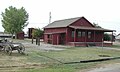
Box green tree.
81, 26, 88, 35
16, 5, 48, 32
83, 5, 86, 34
32, 28, 43, 38
104, 33, 110, 41
93, 22, 102, 28
1, 6, 29, 39
32, 28, 43, 45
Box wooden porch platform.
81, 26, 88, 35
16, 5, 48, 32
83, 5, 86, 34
68, 42, 112, 47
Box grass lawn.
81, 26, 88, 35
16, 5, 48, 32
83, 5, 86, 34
34, 47, 120, 62
0, 47, 120, 72
110, 45, 120, 48
108, 42, 120, 48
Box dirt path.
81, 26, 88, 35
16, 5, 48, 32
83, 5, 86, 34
85, 42, 120, 72
87, 63, 120, 72
14, 39, 69, 51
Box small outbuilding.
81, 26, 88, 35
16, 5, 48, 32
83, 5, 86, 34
44, 17, 114, 46
17, 32, 24, 40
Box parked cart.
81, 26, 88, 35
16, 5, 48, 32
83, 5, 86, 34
0, 39, 25, 55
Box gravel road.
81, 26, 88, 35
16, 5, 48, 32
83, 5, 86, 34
13, 39, 69, 51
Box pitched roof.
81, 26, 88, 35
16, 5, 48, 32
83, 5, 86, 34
44, 17, 81, 28
44, 17, 115, 32
69, 26, 115, 32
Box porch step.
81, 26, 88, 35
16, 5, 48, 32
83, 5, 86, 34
87, 43, 96, 47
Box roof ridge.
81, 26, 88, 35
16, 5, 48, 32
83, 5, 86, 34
54, 17, 81, 22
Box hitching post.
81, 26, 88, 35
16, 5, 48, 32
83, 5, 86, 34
102, 38, 103, 53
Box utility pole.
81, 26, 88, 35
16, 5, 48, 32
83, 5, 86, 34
49, 12, 51, 24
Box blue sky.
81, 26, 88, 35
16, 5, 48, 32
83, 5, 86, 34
0, 0, 120, 34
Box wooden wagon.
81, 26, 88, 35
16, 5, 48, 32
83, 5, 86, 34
0, 39, 25, 55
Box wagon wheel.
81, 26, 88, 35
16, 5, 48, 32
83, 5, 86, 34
18, 44, 25, 54
0, 45, 4, 51
4, 44, 12, 55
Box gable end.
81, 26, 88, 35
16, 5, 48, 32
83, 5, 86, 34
70, 17, 95, 27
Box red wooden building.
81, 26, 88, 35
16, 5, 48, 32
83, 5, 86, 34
44, 17, 114, 46
17, 32, 24, 40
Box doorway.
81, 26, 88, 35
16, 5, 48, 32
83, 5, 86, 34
59, 33, 66, 45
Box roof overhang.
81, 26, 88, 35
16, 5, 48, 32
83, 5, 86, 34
69, 26, 115, 32
44, 31, 66, 34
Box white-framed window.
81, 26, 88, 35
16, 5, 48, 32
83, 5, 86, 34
82, 32, 85, 37
88, 32, 92, 38
72, 31, 74, 38
48, 34, 51, 38
78, 31, 81, 37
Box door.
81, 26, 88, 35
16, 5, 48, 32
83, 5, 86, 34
59, 33, 66, 45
